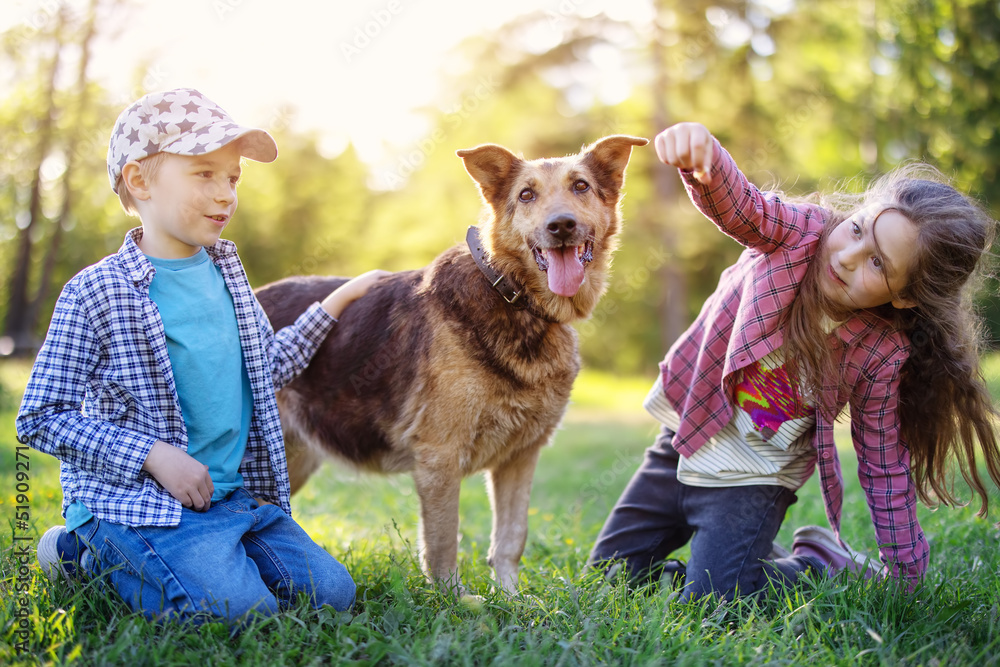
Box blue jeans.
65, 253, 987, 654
74, 488, 355, 621
589, 426, 819, 601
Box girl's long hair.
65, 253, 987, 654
783, 163, 1000, 516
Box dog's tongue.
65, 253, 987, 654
546, 247, 585, 297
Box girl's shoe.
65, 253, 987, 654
791, 525, 878, 578
768, 541, 791, 559
660, 558, 687, 589
37, 526, 87, 581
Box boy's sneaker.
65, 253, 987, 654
37, 526, 87, 581
791, 525, 878, 578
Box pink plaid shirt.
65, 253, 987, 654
659, 141, 928, 582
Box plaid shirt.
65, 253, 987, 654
17, 228, 334, 526
659, 142, 928, 581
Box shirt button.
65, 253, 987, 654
822, 451, 832, 460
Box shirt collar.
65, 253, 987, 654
117, 227, 238, 288
118, 228, 154, 288
833, 309, 901, 346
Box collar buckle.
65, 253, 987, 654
467, 226, 528, 310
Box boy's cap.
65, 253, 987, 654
107, 88, 278, 193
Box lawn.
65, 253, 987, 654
1, 359, 999, 666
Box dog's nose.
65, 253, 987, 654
546, 214, 577, 241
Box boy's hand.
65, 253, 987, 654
142, 440, 214, 511
321, 269, 392, 319
654, 122, 715, 184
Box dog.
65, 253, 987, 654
255, 135, 647, 594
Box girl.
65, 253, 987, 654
589, 122, 1000, 600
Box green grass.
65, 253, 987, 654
2, 359, 1000, 665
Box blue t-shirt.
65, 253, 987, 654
66, 248, 253, 530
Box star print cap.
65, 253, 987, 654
107, 88, 278, 193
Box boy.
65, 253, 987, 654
16, 88, 385, 622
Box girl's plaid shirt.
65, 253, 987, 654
659, 142, 928, 583
16, 228, 335, 527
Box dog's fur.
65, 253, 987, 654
256, 135, 647, 593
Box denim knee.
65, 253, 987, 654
210, 589, 280, 621
307, 558, 356, 612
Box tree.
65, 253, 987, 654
2, 4, 67, 356
884, 0, 1000, 342
4, 1, 997, 368
1, 0, 108, 356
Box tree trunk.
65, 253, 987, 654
28, 0, 100, 337
3, 7, 66, 356
651, 0, 688, 352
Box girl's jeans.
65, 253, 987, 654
74, 488, 355, 621
588, 426, 820, 601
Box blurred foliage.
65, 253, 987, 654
2, 0, 999, 374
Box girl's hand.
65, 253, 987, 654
654, 122, 715, 184
142, 440, 214, 511
321, 269, 392, 319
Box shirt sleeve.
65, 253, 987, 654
849, 347, 929, 584
15, 282, 157, 486
258, 297, 337, 390
679, 139, 827, 253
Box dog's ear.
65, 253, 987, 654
581, 135, 649, 195
457, 144, 521, 206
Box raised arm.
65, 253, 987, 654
264, 269, 392, 390
654, 122, 828, 252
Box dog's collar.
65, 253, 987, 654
466, 226, 529, 310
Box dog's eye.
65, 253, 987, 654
573, 180, 590, 193
518, 188, 534, 202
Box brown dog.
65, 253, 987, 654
255, 135, 647, 594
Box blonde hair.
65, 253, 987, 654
116, 153, 168, 216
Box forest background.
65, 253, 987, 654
2, 0, 1000, 376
